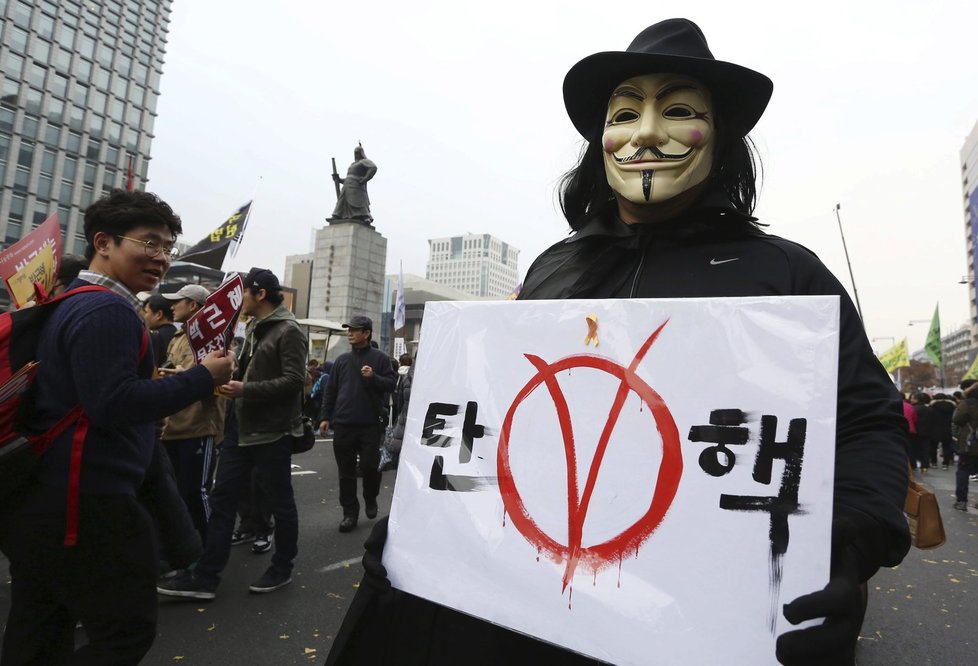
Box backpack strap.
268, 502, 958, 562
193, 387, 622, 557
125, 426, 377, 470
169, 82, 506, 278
31, 285, 149, 546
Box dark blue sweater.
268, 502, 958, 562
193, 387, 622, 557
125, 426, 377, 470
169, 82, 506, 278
32, 282, 215, 497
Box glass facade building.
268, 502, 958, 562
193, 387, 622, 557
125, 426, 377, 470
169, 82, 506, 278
0, 0, 172, 304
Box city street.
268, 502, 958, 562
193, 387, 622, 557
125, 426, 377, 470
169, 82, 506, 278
1, 445, 977, 664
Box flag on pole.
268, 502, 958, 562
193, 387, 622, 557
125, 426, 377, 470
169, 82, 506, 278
963, 354, 978, 382
394, 261, 406, 331
0, 212, 62, 306
924, 303, 942, 367
179, 201, 252, 271
878, 338, 910, 374
507, 281, 523, 300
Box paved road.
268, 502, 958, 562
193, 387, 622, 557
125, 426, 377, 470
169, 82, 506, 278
2, 450, 976, 664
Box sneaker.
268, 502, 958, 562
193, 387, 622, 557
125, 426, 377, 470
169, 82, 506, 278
249, 567, 292, 593
231, 531, 256, 546
157, 572, 217, 600
365, 500, 378, 520
954, 501, 968, 512
252, 535, 272, 554
339, 516, 357, 533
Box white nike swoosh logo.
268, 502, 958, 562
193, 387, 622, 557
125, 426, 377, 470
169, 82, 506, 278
710, 258, 739, 265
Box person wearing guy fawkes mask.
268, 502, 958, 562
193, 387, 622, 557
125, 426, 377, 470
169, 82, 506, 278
325, 19, 909, 666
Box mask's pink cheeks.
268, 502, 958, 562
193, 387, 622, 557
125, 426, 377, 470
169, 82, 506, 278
690, 129, 703, 145
603, 136, 616, 152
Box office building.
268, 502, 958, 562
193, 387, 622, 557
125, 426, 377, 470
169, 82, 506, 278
426, 233, 519, 298
0, 0, 172, 306
961, 117, 978, 344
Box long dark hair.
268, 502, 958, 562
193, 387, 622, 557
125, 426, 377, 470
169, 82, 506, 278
557, 112, 763, 231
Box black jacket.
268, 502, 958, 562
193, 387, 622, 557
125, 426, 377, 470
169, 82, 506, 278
321, 345, 397, 426
521, 204, 910, 574
325, 197, 910, 665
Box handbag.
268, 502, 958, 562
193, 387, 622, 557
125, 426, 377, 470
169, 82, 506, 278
904, 463, 945, 549
291, 416, 316, 454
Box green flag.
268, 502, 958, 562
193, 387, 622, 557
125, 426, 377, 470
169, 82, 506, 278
924, 304, 941, 367
964, 354, 978, 382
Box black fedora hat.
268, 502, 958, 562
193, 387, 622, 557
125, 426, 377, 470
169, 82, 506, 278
563, 18, 772, 139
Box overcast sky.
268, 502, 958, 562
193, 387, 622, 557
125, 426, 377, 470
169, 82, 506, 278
147, 0, 978, 354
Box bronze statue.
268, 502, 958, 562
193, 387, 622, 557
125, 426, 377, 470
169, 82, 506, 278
330, 144, 377, 223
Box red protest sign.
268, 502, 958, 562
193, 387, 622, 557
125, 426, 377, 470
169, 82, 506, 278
0, 213, 62, 306
185, 275, 244, 364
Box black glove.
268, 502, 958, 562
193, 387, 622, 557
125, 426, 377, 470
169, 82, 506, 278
775, 517, 869, 666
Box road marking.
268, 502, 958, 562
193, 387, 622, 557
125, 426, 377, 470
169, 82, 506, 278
317, 557, 361, 573
291, 470, 317, 476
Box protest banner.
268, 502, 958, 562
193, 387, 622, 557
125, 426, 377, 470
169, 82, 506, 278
185, 275, 244, 364
0, 213, 62, 307
384, 296, 840, 666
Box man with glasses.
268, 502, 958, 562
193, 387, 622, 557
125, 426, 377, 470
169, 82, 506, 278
0, 190, 234, 664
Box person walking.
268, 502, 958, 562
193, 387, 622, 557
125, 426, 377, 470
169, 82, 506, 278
319, 315, 397, 532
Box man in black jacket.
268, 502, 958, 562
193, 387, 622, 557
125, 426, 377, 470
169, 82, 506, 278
319, 315, 397, 532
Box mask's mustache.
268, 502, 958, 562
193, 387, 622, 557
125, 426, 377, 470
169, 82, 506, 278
614, 145, 693, 164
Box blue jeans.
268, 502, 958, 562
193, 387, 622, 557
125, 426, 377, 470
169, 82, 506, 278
195, 421, 298, 586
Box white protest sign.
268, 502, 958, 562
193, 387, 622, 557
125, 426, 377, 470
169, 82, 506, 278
385, 296, 840, 666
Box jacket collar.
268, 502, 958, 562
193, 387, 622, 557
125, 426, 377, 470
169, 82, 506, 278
565, 187, 758, 244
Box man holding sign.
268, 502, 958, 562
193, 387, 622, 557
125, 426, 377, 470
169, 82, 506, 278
328, 18, 909, 666
159, 268, 306, 599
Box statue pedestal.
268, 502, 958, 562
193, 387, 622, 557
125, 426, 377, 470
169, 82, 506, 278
303, 221, 386, 330
327, 216, 374, 228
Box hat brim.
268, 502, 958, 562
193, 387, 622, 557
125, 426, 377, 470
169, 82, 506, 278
563, 51, 772, 139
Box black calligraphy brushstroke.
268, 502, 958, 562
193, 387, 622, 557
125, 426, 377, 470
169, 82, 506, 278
642, 169, 653, 201
428, 455, 498, 492
423, 402, 458, 448
719, 415, 807, 632
459, 401, 485, 464
688, 409, 749, 476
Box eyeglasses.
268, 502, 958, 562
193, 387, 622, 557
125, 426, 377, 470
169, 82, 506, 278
116, 235, 179, 259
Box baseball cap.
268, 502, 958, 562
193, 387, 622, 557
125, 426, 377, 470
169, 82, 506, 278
244, 267, 281, 292
162, 284, 210, 305
342, 315, 373, 330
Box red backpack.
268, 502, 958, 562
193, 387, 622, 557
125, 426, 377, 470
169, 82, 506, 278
0, 285, 147, 546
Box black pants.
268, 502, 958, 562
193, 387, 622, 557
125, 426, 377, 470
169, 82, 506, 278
0, 494, 158, 665
163, 436, 216, 542
911, 434, 931, 470
332, 423, 383, 519
956, 454, 978, 502
236, 466, 273, 536
194, 418, 299, 587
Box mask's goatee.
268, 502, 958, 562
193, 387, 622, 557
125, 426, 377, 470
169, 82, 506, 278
642, 170, 654, 202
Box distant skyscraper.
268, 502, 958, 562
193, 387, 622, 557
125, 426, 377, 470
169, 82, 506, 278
426, 233, 519, 298
0, 0, 172, 302
961, 118, 978, 343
